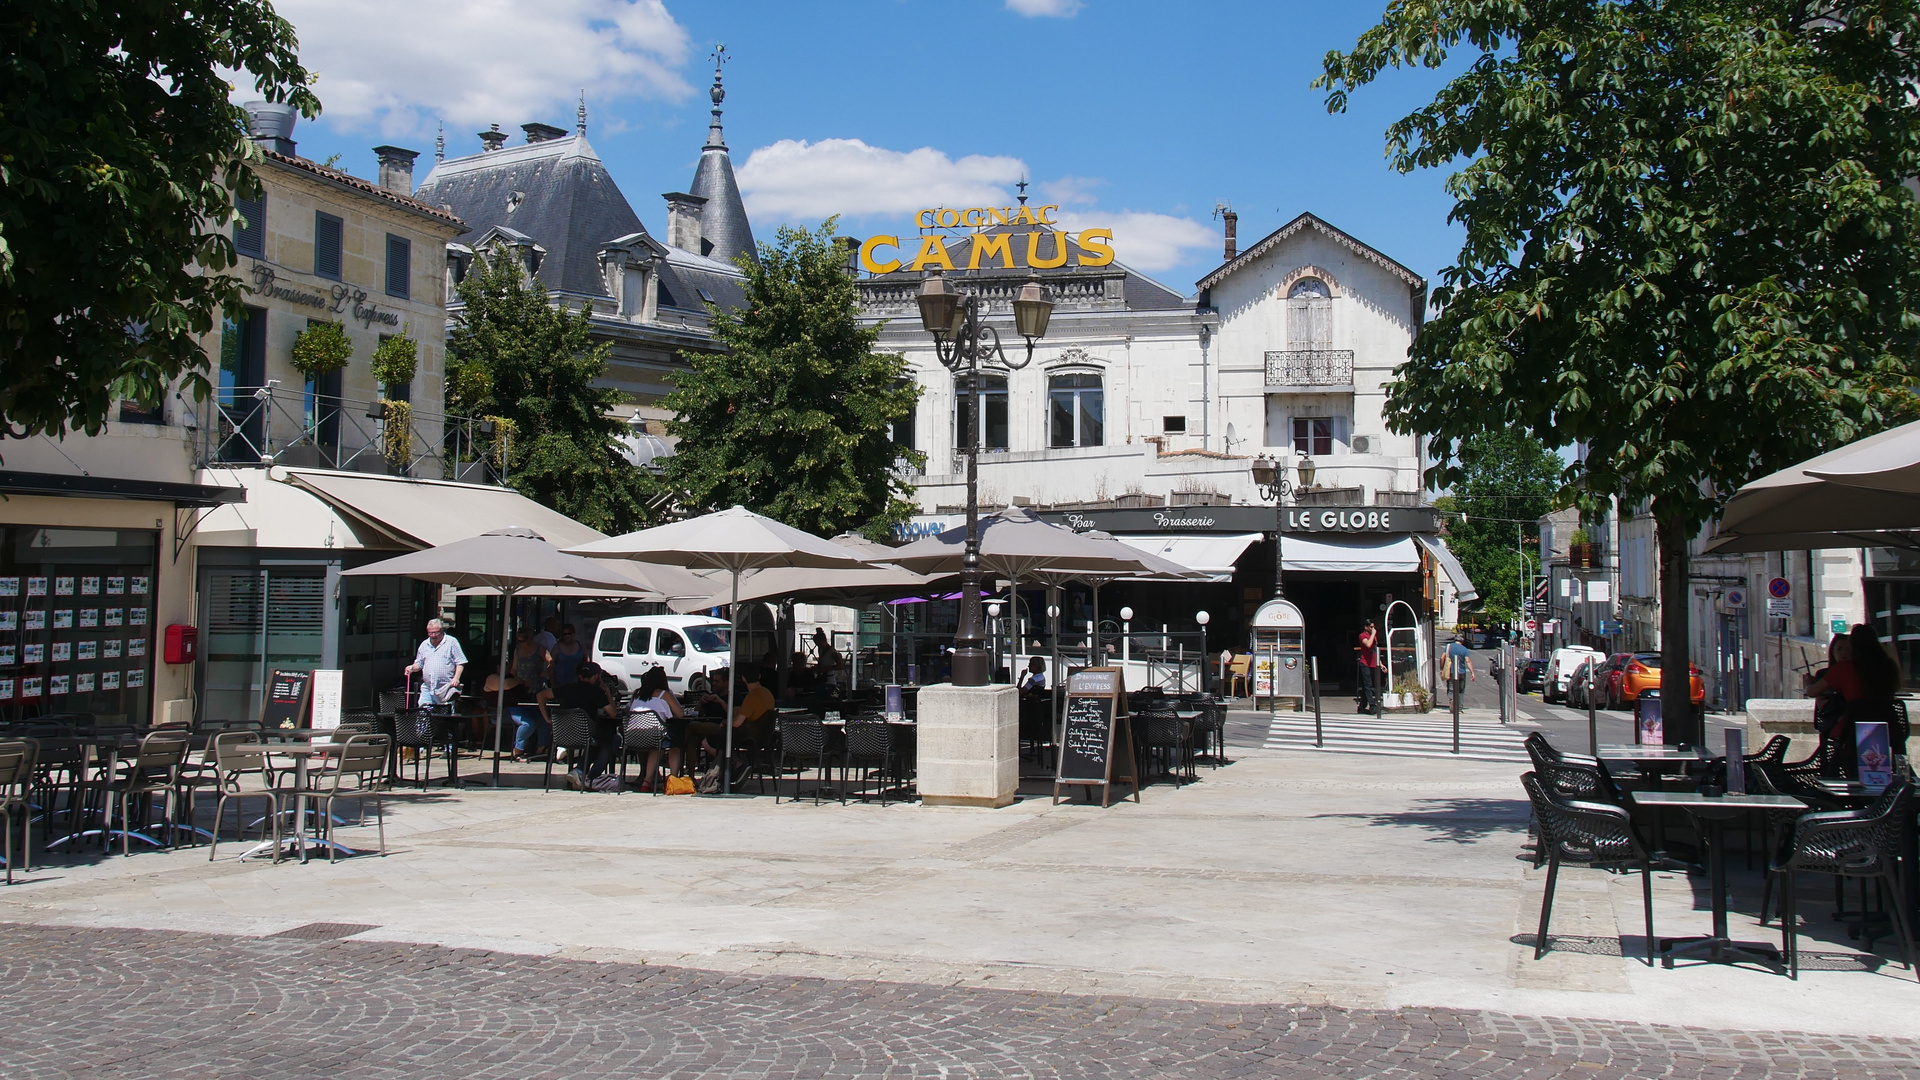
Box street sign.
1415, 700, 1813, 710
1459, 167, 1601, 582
1725, 587, 1747, 609
1768, 577, 1791, 599
1831, 617, 1850, 636
1599, 620, 1622, 635
1767, 597, 1792, 618
1524, 619, 1537, 633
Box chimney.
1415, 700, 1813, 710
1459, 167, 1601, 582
244, 101, 298, 157
522, 122, 568, 144
1222, 208, 1238, 261
833, 236, 860, 277
478, 124, 507, 153
373, 146, 419, 193
662, 191, 707, 253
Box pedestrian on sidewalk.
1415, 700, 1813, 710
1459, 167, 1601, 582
1356, 620, 1381, 713
1445, 634, 1476, 708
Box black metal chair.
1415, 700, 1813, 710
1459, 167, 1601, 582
618, 712, 668, 792
1018, 695, 1056, 771
1135, 709, 1193, 785
841, 719, 899, 805
1769, 781, 1916, 980
774, 714, 833, 805
389, 709, 442, 789
1521, 770, 1658, 965
544, 708, 593, 792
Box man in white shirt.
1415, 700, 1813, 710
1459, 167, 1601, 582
406, 618, 467, 709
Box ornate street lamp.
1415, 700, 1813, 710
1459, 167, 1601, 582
1251, 454, 1315, 600
918, 275, 1053, 685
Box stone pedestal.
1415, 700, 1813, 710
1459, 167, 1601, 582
1743, 698, 1817, 759
916, 683, 1019, 808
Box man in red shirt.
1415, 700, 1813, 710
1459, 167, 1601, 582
1356, 620, 1382, 714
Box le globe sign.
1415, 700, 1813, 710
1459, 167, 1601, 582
858, 204, 1114, 275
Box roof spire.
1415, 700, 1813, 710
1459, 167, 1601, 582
1016, 175, 1029, 205
705, 44, 729, 150
435, 121, 445, 162
577, 90, 587, 136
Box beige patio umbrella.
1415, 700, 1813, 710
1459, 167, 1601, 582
567, 506, 869, 793
1707, 419, 1920, 552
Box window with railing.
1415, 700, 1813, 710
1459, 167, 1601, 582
1264, 349, 1354, 386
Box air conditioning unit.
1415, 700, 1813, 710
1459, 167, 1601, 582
1350, 435, 1375, 455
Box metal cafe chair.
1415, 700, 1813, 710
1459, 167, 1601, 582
618, 713, 667, 793
1521, 771, 1658, 966
544, 708, 593, 792
840, 718, 900, 805
292, 734, 392, 864
774, 714, 833, 805
207, 732, 287, 863
88, 729, 191, 857
0, 739, 37, 883
1770, 781, 1917, 981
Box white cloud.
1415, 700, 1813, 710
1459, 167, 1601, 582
1039, 175, 1105, 206
276, 0, 692, 138
738, 138, 1025, 222
1057, 210, 1217, 273
1006, 0, 1084, 16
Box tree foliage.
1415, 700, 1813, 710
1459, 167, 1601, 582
659, 219, 923, 538
1321, 1, 1920, 714
445, 246, 653, 534
1433, 431, 1561, 624
1, 0, 317, 437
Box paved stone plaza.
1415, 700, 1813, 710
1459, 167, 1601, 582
3, 709, 1918, 1076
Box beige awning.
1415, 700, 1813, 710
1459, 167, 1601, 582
283, 469, 607, 551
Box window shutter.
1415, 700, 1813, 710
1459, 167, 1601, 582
314, 212, 343, 280
385, 234, 411, 298
234, 194, 266, 258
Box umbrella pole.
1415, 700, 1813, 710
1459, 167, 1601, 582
492, 587, 515, 786
723, 567, 739, 795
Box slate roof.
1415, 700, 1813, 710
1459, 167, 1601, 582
260, 152, 463, 229
414, 135, 648, 301
657, 248, 748, 313
871, 223, 1188, 311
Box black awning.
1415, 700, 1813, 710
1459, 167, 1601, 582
0, 470, 246, 508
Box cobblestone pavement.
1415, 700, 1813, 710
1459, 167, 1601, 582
6, 924, 1918, 1079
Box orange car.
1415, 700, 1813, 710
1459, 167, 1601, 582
1607, 652, 1706, 709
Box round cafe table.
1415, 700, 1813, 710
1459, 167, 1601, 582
238, 740, 363, 861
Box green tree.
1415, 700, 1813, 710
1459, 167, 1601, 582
445, 245, 653, 534
1321, 1, 1920, 723
1434, 432, 1561, 624
2, 0, 317, 437
659, 219, 923, 537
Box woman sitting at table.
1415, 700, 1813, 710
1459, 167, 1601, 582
629, 666, 683, 791
484, 671, 547, 761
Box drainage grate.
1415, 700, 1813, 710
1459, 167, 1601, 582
268, 922, 379, 940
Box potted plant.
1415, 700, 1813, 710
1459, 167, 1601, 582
1384, 674, 1432, 712
290, 321, 352, 380
370, 333, 418, 395
380, 399, 413, 469
1568, 528, 1593, 569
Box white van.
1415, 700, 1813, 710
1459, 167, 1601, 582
592, 615, 732, 694
1544, 645, 1604, 704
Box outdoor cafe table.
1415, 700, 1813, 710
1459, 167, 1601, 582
240, 736, 360, 860
40, 735, 146, 851
1631, 790, 1806, 972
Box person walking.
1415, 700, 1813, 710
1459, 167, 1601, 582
1356, 620, 1382, 714
406, 618, 466, 712
1445, 634, 1476, 708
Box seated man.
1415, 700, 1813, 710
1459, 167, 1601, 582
683, 663, 777, 785
538, 661, 622, 791
1019, 656, 1047, 697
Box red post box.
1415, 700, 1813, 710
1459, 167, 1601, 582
164, 624, 198, 664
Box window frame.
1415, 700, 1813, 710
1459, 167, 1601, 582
954, 372, 1010, 453
1291, 416, 1334, 457
626, 627, 654, 656
385, 233, 411, 299
1048, 372, 1105, 449
314, 211, 344, 281
234, 193, 266, 259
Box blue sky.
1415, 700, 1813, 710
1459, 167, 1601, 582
276, 0, 1463, 291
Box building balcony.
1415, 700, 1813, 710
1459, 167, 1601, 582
184, 385, 507, 486
1264, 349, 1355, 392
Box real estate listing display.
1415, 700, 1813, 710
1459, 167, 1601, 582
0, 525, 157, 722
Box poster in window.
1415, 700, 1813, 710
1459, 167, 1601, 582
126, 669, 145, 689
103, 639, 121, 659
129, 607, 148, 626
0, 611, 14, 631
0, 647, 12, 666
108, 576, 126, 595
27, 577, 46, 597
48, 674, 69, 696
54, 577, 73, 597
0, 679, 11, 700
77, 641, 95, 661
130, 577, 146, 595
20, 677, 38, 698
128, 637, 147, 658
52, 609, 72, 629
24, 610, 44, 630
100, 671, 119, 691
79, 609, 97, 628
23, 644, 43, 664
51, 642, 70, 663
81, 576, 100, 596
0, 577, 16, 597
76, 673, 95, 693
104, 608, 122, 627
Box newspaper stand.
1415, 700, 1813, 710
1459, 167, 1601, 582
1250, 599, 1306, 712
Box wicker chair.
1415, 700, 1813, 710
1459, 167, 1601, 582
774, 715, 832, 805
544, 708, 593, 792
1017, 695, 1056, 771
207, 732, 286, 863
841, 719, 898, 805
618, 712, 668, 792
1135, 709, 1193, 786
1187, 701, 1227, 768
389, 709, 443, 789
1770, 781, 1916, 980
1521, 770, 1658, 965
0, 739, 35, 883
293, 734, 391, 863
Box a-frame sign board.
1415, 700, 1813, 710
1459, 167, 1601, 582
1052, 666, 1140, 806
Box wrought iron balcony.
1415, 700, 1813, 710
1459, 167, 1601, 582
1264, 349, 1355, 388
183, 385, 508, 485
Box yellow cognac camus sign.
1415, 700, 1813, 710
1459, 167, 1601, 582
859, 204, 1114, 274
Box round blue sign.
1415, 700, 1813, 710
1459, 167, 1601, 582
1768, 577, 1791, 599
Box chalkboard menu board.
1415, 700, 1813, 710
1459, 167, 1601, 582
261, 669, 314, 730
1053, 666, 1139, 806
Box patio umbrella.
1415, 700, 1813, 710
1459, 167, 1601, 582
1706, 419, 1920, 552
342, 527, 658, 785
456, 558, 714, 601
567, 506, 869, 793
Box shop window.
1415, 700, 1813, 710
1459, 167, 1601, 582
386, 234, 411, 299
234, 193, 266, 258
0, 526, 159, 726
314, 211, 343, 280
1292, 417, 1334, 457
1049, 373, 1104, 448
955, 373, 1009, 453
1287, 277, 1332, 349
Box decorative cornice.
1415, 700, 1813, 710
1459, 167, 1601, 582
1195, 212, 1422, 294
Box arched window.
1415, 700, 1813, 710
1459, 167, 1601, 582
954, 373, 1008, 453
1049, 373, 1104, 448
1287, 276, 1332, 349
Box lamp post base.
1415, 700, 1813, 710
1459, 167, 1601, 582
950, 647, 990, 687
916, 682, 1019, 808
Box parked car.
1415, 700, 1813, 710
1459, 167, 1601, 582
590, 614, 733, 695
1566, 656, 1606, 709
1463, 627, 1493, 650
1544, 646, 1604, 704
1606, 652, 1706, 709
1585, 652, 1634, 710
1518, 657, 1547, 694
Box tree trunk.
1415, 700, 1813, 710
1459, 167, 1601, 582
1655, 498, 1695, 743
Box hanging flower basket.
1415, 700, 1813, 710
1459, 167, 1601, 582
380, 399, 413, 467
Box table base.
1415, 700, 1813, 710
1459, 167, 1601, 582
1661, 935, 1786, 973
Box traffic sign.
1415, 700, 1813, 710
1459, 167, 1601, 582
1524, 619, 1537, 633
1767, 597, 1792, 618
1725, 587, 1747, 609
1768, 577, 1791, 599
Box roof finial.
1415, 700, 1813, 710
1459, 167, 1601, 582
1016, 175, 1029, 206
577, 90, 587, 136
435, 121, 445, 162
705, 44, 729, 150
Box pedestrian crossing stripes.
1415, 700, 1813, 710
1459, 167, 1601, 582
1263, 712, 1532, 764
